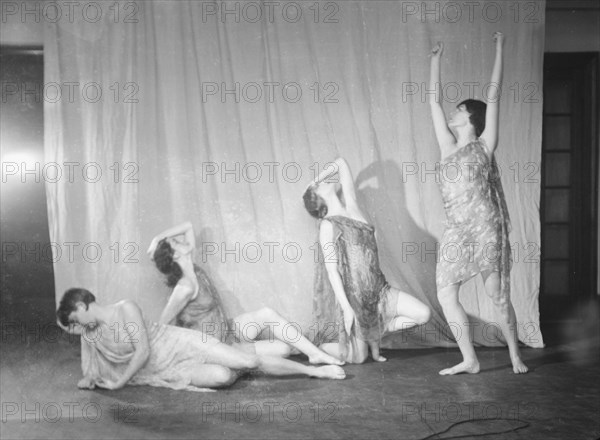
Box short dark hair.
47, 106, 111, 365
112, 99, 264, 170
458, 99, 487, 137
303, 185, 328, 219
57, 288, 96, 326
153, 239, 184, 288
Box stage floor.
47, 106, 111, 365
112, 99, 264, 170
1, 326, 598, 440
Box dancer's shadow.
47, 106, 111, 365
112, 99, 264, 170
354, 160, 453, 348
197, 227, 243, 319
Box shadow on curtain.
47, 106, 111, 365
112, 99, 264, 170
45, 0, 545, 348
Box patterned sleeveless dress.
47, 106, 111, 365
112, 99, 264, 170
436, 139, 512, 316
312, 215, 391, 348
175, 265, 231, 343
80, 301, 222, 392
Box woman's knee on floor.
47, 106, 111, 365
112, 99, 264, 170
204, 366, 238, 388
347, 341, 369, 364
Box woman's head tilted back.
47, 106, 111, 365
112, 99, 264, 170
303, 184, 328, 219
57, 287, 96, 327
458, 99, 487, 137
153, 239, 184, 287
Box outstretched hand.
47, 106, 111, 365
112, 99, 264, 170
431, 42, 444, 57
77, 377, 96, 390
96, 379, 122, 390
493, 31, 504, 45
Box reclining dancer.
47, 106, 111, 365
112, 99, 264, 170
147, 222, 343, 365
57, 288, 346, 391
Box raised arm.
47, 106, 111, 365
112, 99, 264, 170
320, 221, 356, 335
157, 282, 195, 325
308, 157, 360, 210
428, 42, 456, 151
147, 221, 196, 257
332, 158, 359, 210
98, 301, 150, 390
480, 32, 504, 153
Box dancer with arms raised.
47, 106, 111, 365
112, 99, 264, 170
428, 33, 527, 375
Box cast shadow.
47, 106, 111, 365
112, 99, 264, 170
354, 160, 452, 347
197, 227, 243, 319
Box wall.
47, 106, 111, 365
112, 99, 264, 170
545, 0, 600, 295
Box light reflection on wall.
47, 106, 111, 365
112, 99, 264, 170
0, 50, 55, 324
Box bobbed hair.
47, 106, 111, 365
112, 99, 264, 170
303, 185, 328, 219
56, 287, 96, 327
458, 99, 487, 138
153, 239, 184, 288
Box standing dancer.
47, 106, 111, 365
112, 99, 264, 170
303, 157, 431, 363
147, 222, 343, 366
428, 33, 527, 374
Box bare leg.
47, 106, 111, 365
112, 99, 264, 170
482, 270, 528, 374
437, 283, 480, 375
257, 355, 346, 379
232, 307, 343, 365
254, 340, 295, 358
186, 364, 239, 388
204, 339, 345, 380
384, 288, 432, 333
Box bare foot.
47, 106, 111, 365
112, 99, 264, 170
439, 360, 480, 375
372, 355, 387, 362
312, 365, 346, 380
511, 357, 528, 374
309, 352, 345, 366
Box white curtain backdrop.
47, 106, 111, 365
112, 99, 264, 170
45, 0, 546, 348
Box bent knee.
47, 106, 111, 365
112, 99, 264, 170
212, 368, 238, 388
351, 351, 369, 364
347, 343, 368, 364
276, 343, 293, 358
417, 305, 432, 325
240, 354, 260, 370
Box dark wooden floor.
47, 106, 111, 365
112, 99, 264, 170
1, 318, 599, 440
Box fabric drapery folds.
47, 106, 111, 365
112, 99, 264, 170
45, 1, 546, 348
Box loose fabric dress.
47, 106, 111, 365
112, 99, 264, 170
312, 215, 391, 352
175, 265, 230, 343
80, 301, 221, 392
436, 139, 512, 316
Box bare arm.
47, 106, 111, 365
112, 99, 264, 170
157, 283, 195, 325
320, 221, 356, 335
57, 320, 83, 335
480, 32, 504, 153
428, 42, 456, 151
308, 157, 361, 212
332, 158, 360, 211
102, 301, 150, 390
147, 221, 195, 257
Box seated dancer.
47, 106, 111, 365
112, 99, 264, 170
428, 33, 527, 374
147, 222, 343, 365
56, 288, 346, 391
303, 157, 431, 363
